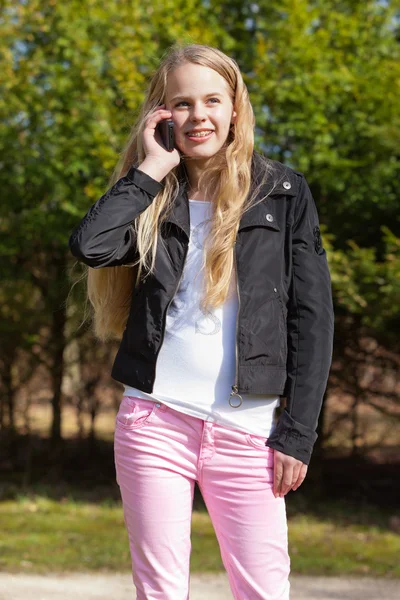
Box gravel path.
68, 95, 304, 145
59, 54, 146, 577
0, 572, 398, 600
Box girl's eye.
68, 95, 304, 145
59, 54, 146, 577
175, 98, 220, 107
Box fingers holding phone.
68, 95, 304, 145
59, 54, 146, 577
142, 105, 180, 171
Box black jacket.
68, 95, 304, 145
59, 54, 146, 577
69, 152, 334, 465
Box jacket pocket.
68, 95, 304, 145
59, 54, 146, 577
243, 292, 287, 366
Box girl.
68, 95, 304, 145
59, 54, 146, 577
69, 43, 334, 600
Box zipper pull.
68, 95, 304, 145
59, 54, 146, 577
229, 385, 243, 408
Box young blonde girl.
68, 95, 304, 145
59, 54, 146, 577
69, 43, 334, 600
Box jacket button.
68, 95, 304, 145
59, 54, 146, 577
283, 181, 291, 190
266, 214, 274, 222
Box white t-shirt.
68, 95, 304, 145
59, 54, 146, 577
123, 199, 280, 438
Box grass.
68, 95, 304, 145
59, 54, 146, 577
3, 399, 399, 577
288, 514, 399, 576
0, 492, 399, 577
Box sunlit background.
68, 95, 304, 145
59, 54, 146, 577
0, 0, 399, 591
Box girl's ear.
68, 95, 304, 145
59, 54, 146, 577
231, 110, 237, 124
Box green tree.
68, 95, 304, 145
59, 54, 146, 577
1, 0, 399, 453
246, 0, 400, 250
0, 0, 233, 440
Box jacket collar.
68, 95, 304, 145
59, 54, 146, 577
164, 151, 297, 240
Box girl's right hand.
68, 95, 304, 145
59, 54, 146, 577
141, 105, 181, 174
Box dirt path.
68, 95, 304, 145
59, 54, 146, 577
0, 572, 398, 600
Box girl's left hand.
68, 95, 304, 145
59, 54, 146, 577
272, 449, 308, 497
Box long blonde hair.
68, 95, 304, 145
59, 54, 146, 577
75, 43, 279, 341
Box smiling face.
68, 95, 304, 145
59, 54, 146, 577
165, 62, 237, 160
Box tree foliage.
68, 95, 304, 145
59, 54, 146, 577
1, 0, 399, 439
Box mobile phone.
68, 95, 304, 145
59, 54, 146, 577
156, 119, 175, 152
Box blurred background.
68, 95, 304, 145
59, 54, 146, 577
0, 0, 399, 581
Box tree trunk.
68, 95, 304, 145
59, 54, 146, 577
1, 355, 15, 431
49, 261, 68, 442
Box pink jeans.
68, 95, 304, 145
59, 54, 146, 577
114, 395, 291, 600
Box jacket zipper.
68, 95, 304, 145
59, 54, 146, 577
229, 240, 243, 408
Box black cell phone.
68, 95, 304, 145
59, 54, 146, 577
156, 119, 175, 151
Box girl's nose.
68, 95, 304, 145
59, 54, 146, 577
190, 102, 207, 122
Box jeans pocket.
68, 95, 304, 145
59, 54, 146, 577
245, 433, 272, 450
116, 396, 158, 430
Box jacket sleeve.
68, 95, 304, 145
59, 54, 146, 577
266, 173, 334, 465
68, 167, 164, 268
